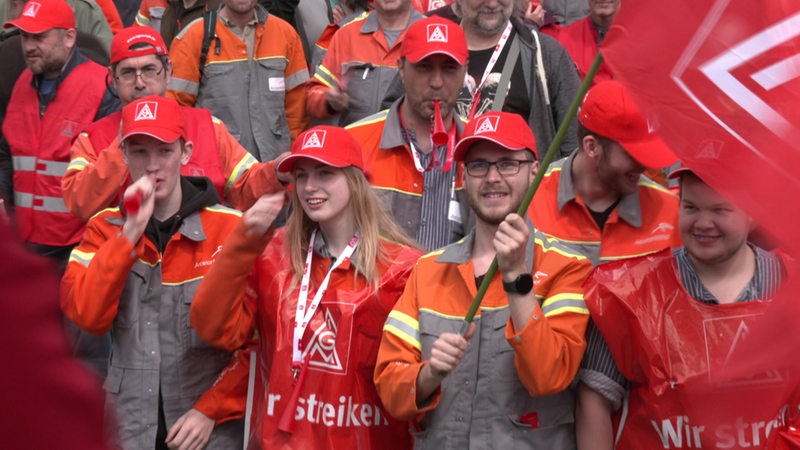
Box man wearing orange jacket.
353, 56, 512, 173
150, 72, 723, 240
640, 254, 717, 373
168, 0, 309, 161
61, 96, 248, 450
375, 111, 593, 448
527, 79, 681, 449
347, 16, 473, 251
63, 26, 285, 222
305, 0, 422, 126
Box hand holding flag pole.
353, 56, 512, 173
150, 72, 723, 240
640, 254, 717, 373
457, 53, 605, 336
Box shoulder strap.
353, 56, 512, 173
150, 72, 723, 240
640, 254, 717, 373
491, 34, 521, 111
199, 8, 218, 82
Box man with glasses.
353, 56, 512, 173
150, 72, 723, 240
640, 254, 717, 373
0, 0, 119, 266
63, 26, 287, 223
527, 80, 681, 448
375, 111, 592, 448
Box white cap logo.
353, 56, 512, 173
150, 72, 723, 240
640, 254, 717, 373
475, 116, 499, 134
22, 2, 41, 17
134, 102, 157, 121
302, 130, 326, 149
427, 24, 447, 43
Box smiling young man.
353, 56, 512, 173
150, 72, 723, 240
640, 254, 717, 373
375, 111, 592, 448
61, 95, 248, 450
527, 79, 682, 449
580, 168, 786, 449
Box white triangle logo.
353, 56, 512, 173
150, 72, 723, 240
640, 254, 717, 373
302, 130, 326, 149
427, 24, 448, 43
134, 102, 157, 121
475, 116, 499, 134
23, 2, 40, 17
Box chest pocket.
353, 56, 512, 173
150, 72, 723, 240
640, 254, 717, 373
489, 310, 518, 381
116, 261, 150, 328
181, 282, 216, 352
342, 63, 382, 120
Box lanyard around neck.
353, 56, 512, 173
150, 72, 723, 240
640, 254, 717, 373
399, 103, 458, 173
466, 21, 513, 119
292, 228, 359, 369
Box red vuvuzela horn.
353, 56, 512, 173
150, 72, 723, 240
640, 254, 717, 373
432, 99, 448, 146
123, 191, 142, 215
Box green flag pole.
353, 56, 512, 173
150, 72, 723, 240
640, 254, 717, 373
460, 52, 605, 332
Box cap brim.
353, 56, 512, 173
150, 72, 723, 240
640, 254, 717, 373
3, 18, 52, 33
453, 136, 530, 161
667, 166, 693, 180
121, 130, 182, 144
276, 154, 352, 173
620, 135, 679, 169
406, 49, 466, 65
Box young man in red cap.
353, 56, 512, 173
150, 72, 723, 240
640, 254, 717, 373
375, 110, 592, 448
61, 95, 247, 450
526, 79, 681, 448
305, 0, 423, 126
581, 168, 786, 449
0, 0, 119, 264
63, 26, 287, 223
347, 15, 474, 251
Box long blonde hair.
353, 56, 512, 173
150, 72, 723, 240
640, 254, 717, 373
284, 166, 419, 291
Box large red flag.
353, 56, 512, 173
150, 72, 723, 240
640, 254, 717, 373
600, 1, 800, 447
603, 0, 800, 251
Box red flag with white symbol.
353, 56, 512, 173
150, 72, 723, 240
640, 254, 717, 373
600, 1, 800, 447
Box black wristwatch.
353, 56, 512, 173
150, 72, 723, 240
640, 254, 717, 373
502, 273, 534, 295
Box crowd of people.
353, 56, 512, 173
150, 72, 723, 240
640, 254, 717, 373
0, 0, 794, 448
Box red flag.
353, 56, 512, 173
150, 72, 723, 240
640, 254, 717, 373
600, 2, 800, 447
602, 0, 800, 252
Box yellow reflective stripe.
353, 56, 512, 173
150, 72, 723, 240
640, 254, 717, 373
204, 204, 243, 217
226, 153, 257, 193
384, 310, 420, 351
67, 157, 90, 172
69, 249, 95, 267
162, 275, 204, 286
541, 293, 588, 316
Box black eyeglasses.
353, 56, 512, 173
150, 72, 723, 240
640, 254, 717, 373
463, 159, 534, 177
115, 65, 165, 84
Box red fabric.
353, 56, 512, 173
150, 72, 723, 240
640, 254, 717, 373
411, 0, 452, 13
600, 3, 800, 446
0, 223, 110, 450
2, 60, 107, 246
557, 17, 612, 84
587, 250, 799, 449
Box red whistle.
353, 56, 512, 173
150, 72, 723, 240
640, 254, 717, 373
123, 191, 142, 215
432, 99, 448, 146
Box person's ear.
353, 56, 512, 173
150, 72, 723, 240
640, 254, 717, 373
583, 135, 602, 160
181, 141, 193, 165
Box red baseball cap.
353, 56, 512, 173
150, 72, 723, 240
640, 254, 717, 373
121, 96, 184, 143
111, 26, 169, 65
277, 126, 364, 173
454, 112, 537, 161
401, 16, 467, 65
667, 166, 694, 180
578, 80, 678, 169
3, 0, 75, 33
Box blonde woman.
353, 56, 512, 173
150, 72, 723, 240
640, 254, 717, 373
190, 126, 421, 449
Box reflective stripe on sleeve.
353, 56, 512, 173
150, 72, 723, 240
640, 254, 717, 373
384, 310, 421, 351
